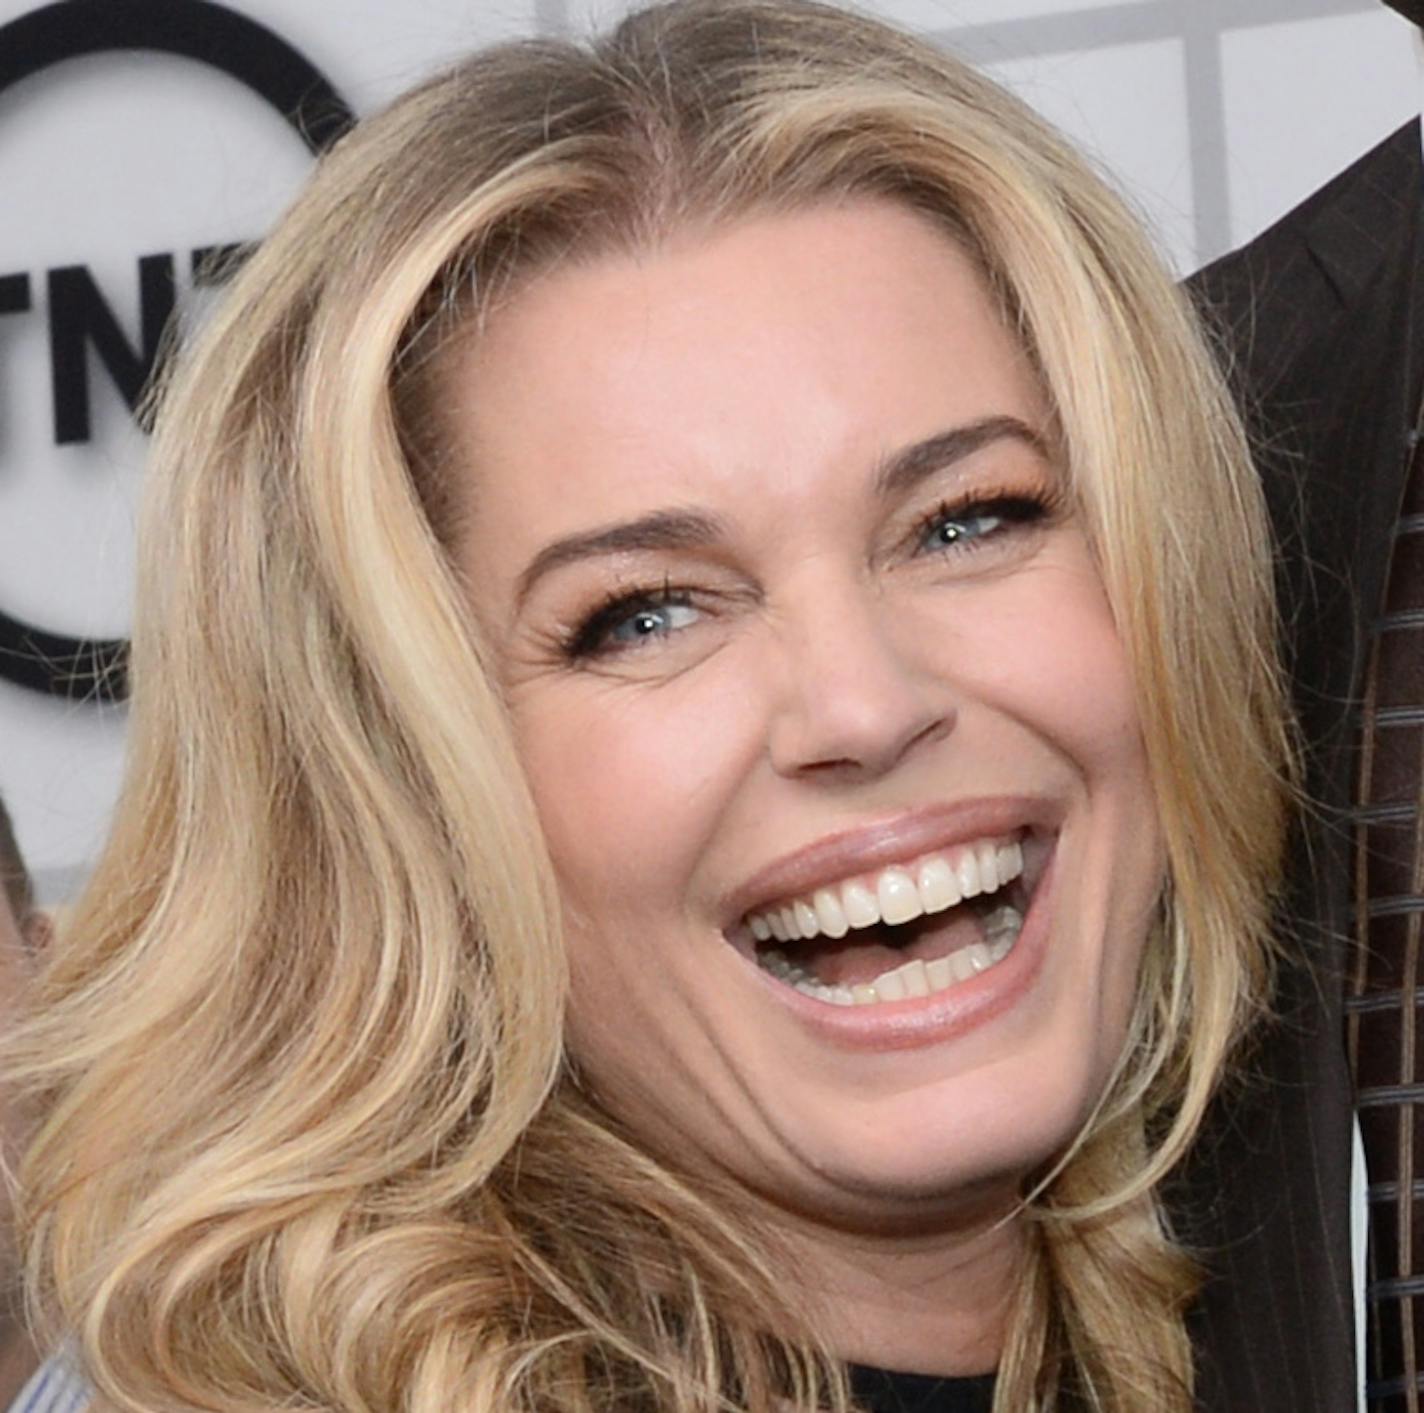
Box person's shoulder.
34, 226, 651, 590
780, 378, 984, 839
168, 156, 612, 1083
1185, 119, 1421, 409
5, 1356, 88, 1413
1190, 119, 1420, 334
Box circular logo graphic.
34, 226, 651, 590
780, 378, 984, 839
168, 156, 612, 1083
0, 0, 356, 700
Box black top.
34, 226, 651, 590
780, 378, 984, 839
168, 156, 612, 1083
849, 1365, 995, 1413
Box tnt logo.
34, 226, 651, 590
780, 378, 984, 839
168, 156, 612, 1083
0, 243, 249, 447
0, 0, 353, 699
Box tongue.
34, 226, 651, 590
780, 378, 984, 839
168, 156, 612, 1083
795, 905, 988, 987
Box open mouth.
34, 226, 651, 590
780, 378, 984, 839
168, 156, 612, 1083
740, 835, 1035, 1007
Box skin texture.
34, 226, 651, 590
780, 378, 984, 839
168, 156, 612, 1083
0, 894, 38, 1408
452, 199, 1164, 1375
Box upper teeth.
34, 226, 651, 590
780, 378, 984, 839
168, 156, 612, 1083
744, 837, 1023, 943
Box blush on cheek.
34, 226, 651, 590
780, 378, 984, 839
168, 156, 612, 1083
520, 687, 757, 910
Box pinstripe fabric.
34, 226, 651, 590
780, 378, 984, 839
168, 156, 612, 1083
1353, 442, 1424, 1411
1183, 120, 1424, 1411
6, 1357, 87, 1413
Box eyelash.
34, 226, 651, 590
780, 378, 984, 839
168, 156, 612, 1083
560, 485, 1062, 661
561, 577, 696, 660
911, 487, 1059, 556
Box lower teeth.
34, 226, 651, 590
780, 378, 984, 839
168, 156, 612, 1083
758, 904, 1023, 1007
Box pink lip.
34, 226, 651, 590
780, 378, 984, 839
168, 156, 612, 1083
723, 796, 1061, 924
747, 847, 1058, 1052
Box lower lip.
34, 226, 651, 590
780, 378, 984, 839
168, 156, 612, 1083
747, 849, 1056, 1052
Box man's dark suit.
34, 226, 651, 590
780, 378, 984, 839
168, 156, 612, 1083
1180, 121, 1424, 1410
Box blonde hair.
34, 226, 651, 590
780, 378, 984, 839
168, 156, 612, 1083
9, 3, 1291, 1409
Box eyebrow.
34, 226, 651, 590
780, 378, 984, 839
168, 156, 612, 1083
873, 415, 1052, 499
514, 415, 1050, 606
515, 507, 727, 606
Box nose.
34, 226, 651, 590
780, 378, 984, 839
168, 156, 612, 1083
765, 580, 956, 783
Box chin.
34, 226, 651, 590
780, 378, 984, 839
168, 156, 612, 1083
764, 1047, 1117, 1224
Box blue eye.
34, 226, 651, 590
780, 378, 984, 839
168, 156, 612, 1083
564, 588, 702, 659
915, 494, 1048, 558
606, 598, 700, 645
920, 508, 1004, 552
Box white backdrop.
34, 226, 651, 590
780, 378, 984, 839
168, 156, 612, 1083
0, 0, 1417, 902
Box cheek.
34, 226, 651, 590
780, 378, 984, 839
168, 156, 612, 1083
510, 674, 765, 917
980, 567, 1145, 775
1062, 616, 1146, 758
960, 569, 1163, 995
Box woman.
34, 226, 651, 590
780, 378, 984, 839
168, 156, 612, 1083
5, 2, 1291, 1409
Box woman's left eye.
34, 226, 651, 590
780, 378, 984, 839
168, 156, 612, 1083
606, 598, 700, 646
914, 494, 1047, 557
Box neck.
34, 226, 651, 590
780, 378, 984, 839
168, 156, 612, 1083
785, 1196, 1023, 1377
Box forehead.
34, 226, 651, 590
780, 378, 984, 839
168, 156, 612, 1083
450, 199, 1051, 534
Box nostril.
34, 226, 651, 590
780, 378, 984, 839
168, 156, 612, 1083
785, 706, 956, 782
763, 589, 959, 780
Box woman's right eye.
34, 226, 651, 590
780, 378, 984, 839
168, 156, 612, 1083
564, 589, 702, 660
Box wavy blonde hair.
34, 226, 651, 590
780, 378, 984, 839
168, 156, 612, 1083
7, 3, 1291, 1409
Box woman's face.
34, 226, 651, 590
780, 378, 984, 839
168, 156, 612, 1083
453, 199, 1163, 1230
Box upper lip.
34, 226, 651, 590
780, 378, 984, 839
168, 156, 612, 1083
722, 796, 1061, 927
